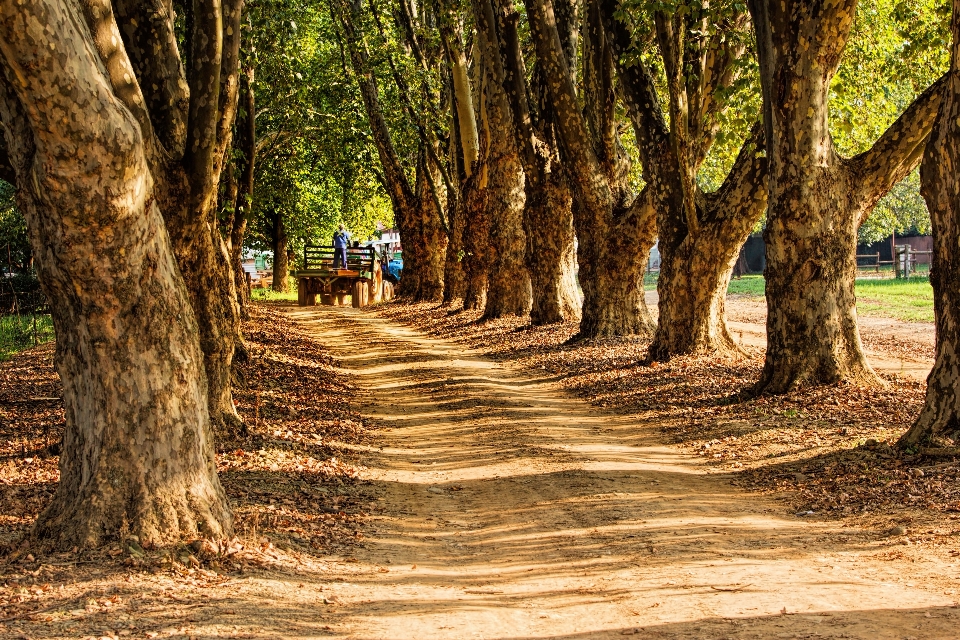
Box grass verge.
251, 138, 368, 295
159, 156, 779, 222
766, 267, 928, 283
0, 313, 55, 361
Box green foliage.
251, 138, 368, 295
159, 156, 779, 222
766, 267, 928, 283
858, 169, 931, 244
0, 313, 54, 361
0, 181, 32, 274
832, 0, 948, 243
245, 0, 404, 264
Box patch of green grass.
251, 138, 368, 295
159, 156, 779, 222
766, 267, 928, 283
643, 271, 659, 291
855, 276, 933, 323
0, 313, 55, 361
251, 287, 298, 302
727, 274, 766, 297
724, 273, 933, 322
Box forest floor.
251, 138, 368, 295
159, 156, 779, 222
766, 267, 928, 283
1, 299, 958, 638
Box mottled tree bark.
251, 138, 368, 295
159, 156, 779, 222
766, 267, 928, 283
599, 1, 765, 359
113, 0, 244, 429
900, 0, 960, 446
401, 150, 449, 301
498, 0, 580, 324
230, 65, 256, 319
473, 0, 531, 319
648, 130, 767, 360
749, 0, 944, 393
525, 0, 656, 338
0, 0, 231, 547
461, 167, 491, 310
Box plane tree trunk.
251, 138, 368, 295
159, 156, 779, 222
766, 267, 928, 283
114, 0, 244, 430
496, 0, 580, 324
900, 0, 960, 446
648, 130, 767, 360
749, 0, 945, 393
230, 65, 256, 319
462, 167, 491, 310
600, 2, 766, 360
475, 0, 531, 319
0, 0, 231, 548
525, 0, 656, 339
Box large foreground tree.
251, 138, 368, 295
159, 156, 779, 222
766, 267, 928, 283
900, 0, 960, 447
749, 0, 944, 393
0, 0, 232, 547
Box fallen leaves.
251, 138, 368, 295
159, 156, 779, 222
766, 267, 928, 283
377, 300, 954, 543
0, 303, 373, 634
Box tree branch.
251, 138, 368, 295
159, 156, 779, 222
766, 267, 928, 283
703, 123, 766, 235
333, 0, 414, 214
523, 0, 609, 214
79, 0, 156, 151
214, 0, 243, 168
498, 3, 542, 184
597, 0, 669, 181
850, 73, 947, 223
113, 0, 190, 158
184, 0, 223, 196
368, 0, 455, 207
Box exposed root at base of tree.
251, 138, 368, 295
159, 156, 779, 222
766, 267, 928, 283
0, 304, 379, 629
376, 300, 958, 546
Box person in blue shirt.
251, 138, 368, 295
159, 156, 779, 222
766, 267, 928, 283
333, 224, 350, 269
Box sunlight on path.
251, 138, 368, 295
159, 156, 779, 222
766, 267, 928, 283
285, 306, 958, 640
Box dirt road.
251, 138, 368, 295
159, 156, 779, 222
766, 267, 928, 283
647, 292, 935, 381
283, 306, 959, 639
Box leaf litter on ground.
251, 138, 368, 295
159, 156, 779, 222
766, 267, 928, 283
0, 304, 378, 637
375, 300, 959, 550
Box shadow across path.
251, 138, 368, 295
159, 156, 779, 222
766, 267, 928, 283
280, 306, 957, 639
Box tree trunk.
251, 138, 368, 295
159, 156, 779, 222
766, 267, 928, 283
145, 0, 244, 430
271, 214, 289, 292
648, 130, 767, 360
749, 2, 871, 391
473, 0, 531, 319
0, 0, 232, 547
395, 150, 447, 302
524, 170, 581, 324
495, 0, 580, 325
232, 65, 255, 320
900, 1, 960, 446
443, 185, 467, 305
481, 79, 530, 319
462, 169, 490, 310
576, 194, 657, 339
749, 0, 942, 393
524, 0, 656, 339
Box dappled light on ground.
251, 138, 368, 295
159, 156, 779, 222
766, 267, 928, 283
274, 306, 959, 639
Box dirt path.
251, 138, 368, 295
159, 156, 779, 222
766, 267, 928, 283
646, 292, 935, 381
283, 306, 959, 639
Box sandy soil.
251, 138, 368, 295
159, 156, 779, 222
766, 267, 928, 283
3, 304, 952, 640
278, 306, 959, 639
647, 292, 935, 381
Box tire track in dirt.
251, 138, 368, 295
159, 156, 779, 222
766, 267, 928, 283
286, 305, 959, 640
